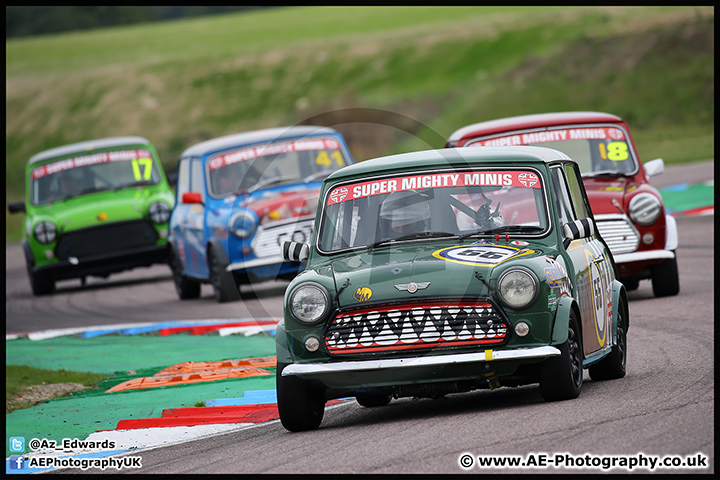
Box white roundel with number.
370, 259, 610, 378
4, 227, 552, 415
432, 244, 534, 267
586, 250, 608, 346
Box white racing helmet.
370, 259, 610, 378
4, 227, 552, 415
379, 190, 431, 234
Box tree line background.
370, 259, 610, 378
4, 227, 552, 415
6, 6, 272, 39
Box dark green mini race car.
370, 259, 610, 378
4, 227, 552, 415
8, 137, 175, 295
276, 146, 629, 432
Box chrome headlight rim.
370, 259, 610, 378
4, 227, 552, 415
628, 192, 662, 226
288, 282, 330, 324
229, 209, 258, 238
33, 220, 57, 244
497, 266, 540, 310
148, 201, 171, 224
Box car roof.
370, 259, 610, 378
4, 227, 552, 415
327, 146, 572, 181
28, 136, 153, 166
446, 111, 623, 144
179, 126, 342, 158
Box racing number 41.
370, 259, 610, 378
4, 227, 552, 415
131, 158, 153, 181
315, 151, 344, 167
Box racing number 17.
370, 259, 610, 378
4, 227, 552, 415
131, 158, 153, 181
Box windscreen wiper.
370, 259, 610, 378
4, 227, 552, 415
582, 170, 629, 178
458, 225, 544, 241
243, 175, 296, 194
366, 231, 456, 251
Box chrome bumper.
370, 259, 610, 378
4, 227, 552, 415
282, 346, 561, 376
226, 255, 283, 272
612, 249, 675, 264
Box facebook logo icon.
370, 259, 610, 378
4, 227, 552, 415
9, 455, 25, 470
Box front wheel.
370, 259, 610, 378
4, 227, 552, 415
26, 254, 54, 296
208, 248, 241, 303
589, 298, 627, 381
651, 252, 679, 297
277, 362, 326, 432
29, 268, 55, 296
540, 312, 583, 401
170, 248, 200, 300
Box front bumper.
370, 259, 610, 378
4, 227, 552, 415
283, 346, 560, 389
33, 244, 169, 281
612, 249, 675, 264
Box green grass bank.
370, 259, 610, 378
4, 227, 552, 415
6, 6, 714, 242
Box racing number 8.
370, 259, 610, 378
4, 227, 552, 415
131, 158, 153, 181
315, 151, 344, 167
598, 142, 629, 161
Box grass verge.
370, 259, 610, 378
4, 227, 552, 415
6, 365, 109, 414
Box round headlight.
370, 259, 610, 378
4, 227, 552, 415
629, 193, 661, 226
149, 201, 171, 224
497, 267, 539, 310
289, 283, 330, 324
34, 221, 57, 244
229, 209, 257, 238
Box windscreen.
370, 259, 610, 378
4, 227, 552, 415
467, 125, 638, 176
30, 148, 161, 206
207, 136, 349, 197
318, 168, 549, 253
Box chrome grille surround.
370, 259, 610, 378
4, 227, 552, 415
324, 300, 509, 356
594, 213, 640, 255
251, 216, 314, 258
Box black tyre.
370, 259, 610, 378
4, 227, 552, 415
277, 362, 326, 432
208, 248, 241, 303
651, 253, 680, 297
29, 268, 55, 296
540, 312, 583, 401
589, 298, 627, 381
622, 279, 639, 292
356, 392, 392, 408
170, 249, 200, 300
25, 253, 54, 296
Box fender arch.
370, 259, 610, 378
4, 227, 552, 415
207, 237, 231, 267
551, 295, 581, 345
21, 239, 35, 267
275, 320, 293, 364
665, 214, 679, 251
611, 279, 629, 343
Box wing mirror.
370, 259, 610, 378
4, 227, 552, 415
563, 218, 595, 249
8, 201, 26, 214
644, 158, 665, 177
181, 192, 203, 205
281, 241, 309, 266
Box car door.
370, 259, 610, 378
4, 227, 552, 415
552, 164, 614, 356
173, 157, 208, 279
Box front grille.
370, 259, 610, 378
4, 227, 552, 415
56, 220, 159, 261
595, 214, 640, 255
325, 301, 509, 356
252, 217, 314, 258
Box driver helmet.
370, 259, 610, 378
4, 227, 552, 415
379, 190, 431, 235
57, 169, 85, 195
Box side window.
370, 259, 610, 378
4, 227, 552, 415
177, 158, 190, 197
564, 163, 590, 219
190, 158, 205, 204
551, 166, 576, 226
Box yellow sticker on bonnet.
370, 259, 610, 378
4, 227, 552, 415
353, 287, 373, 302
